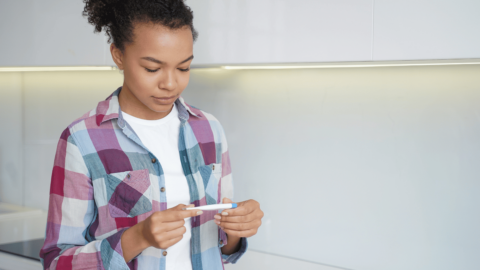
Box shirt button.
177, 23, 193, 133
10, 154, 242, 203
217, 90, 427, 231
212, 165, 215, 170
151, 158, 156, 163
219, 240, 223, 245
127, 174, 131, 179
163, 251, 168, 256
160, 187, 165, 192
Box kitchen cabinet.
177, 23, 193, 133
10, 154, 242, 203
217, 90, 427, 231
1, 0, 479, 67
186, 0, 374, 65
373, 0, 480, 60
0, 0, 107, 67
1, 0, 374, 67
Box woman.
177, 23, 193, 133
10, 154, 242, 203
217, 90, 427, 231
39, 0, 263, 269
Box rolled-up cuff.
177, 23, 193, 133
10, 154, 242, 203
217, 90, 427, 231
100, 228, 131, 270
221, 237, 248, 264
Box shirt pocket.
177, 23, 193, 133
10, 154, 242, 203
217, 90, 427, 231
198, 163, 222, 204
103, 168, 153, 218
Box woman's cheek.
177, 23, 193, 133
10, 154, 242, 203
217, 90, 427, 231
136, 70, 156, 89
178, 73, 190, 92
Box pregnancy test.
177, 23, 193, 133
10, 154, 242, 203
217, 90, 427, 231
184, 203, 237, 211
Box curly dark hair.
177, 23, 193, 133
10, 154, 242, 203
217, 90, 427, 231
82, 0, 198, 52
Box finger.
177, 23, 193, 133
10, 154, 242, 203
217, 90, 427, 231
161, 209, 202, 222
161, 220, 185, 231
218, 220, 260, 231
169, 204, 194, 211
223, 199, 260, 216
222, 228, 257, 238
221, 205, 252, 217
220, 197, 244, 216
166, 225, 187, 235
158, 236, 183, 250
222, 197, 233, 204
214, 213, 256, 223
221, 197, 241, 216
153, 226, 185, 247
164, 225, 187, 239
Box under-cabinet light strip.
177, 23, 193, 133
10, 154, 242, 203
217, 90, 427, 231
221, 61, 480, 70
2, 60, 480, 72
0, 66, 118, 72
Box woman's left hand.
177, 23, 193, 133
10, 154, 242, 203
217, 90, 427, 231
214, 198, 264, 237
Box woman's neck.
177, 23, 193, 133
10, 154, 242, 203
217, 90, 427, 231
118, 84, 173, 120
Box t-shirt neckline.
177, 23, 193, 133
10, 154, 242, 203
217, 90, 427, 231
122, 103, 178, 127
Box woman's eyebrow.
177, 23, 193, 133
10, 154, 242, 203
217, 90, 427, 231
141, 55, 194, 64
180, 55, 194, 64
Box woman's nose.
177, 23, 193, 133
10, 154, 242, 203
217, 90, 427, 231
158, 69, 177, 91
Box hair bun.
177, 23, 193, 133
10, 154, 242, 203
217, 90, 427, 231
82, 0, 121, 34
82, 0, 197, 52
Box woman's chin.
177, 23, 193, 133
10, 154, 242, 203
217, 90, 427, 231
148, 103, 174, 114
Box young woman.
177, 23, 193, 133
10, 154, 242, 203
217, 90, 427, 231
39, 0, 263, 269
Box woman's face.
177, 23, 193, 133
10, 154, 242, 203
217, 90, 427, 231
112, 22, 194, 120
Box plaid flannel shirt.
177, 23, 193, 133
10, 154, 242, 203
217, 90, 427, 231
39, 86, 247, 269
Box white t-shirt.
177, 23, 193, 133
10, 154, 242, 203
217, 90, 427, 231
122, 103, 192, 270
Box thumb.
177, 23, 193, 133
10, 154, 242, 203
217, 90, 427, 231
223, 197, 233, 204
173, 203, 194, 210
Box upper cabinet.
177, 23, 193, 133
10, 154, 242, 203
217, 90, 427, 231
373, 0, 480, 61
186, 0, 374, 65
0, 0, 107, 67
1, 0, 479, 67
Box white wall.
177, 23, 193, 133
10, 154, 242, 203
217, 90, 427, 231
0, 64, 479, 270
0, 71, 123, 210
182, 65, 480, 270
0, 73, 23, 205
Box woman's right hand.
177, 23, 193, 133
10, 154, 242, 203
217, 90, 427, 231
140, 204, 202, 249
122, 204, 202, 262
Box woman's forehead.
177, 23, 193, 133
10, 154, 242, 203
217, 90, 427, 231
127, 22, 193, 59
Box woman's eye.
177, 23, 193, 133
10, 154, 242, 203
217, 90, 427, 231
145, 68, 159, 73
178, 68, 190, 72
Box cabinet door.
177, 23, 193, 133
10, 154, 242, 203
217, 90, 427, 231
186, 0, 373, 65
374, 0, 480, 61
0, 0, 105, 67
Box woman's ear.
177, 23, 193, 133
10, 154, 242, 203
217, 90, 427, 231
110, 43, 125, 70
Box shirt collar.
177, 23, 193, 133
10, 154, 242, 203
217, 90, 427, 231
95, 86, 200, 126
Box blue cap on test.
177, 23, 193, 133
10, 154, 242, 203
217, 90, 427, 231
232, 203, 237, 208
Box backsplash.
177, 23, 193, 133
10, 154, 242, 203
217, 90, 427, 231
1, 64, 480, 270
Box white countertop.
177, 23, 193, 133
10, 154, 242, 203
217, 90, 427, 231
0, 203, 47, 245
0, 252, 43, 270
0, 203, 46, 270
224, 250, 347, 270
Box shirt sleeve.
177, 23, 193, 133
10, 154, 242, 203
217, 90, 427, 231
39, 128, 131, 270
217, 123, 248, 264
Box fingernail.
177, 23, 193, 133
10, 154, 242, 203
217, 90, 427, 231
221, 212, 228, 216
220, 226, 225, 230
197, 211, 203, 215
214, 220, 220, 225
214, 215, 221, 220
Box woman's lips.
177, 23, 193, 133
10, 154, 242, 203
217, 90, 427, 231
152, 95, 177, 103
